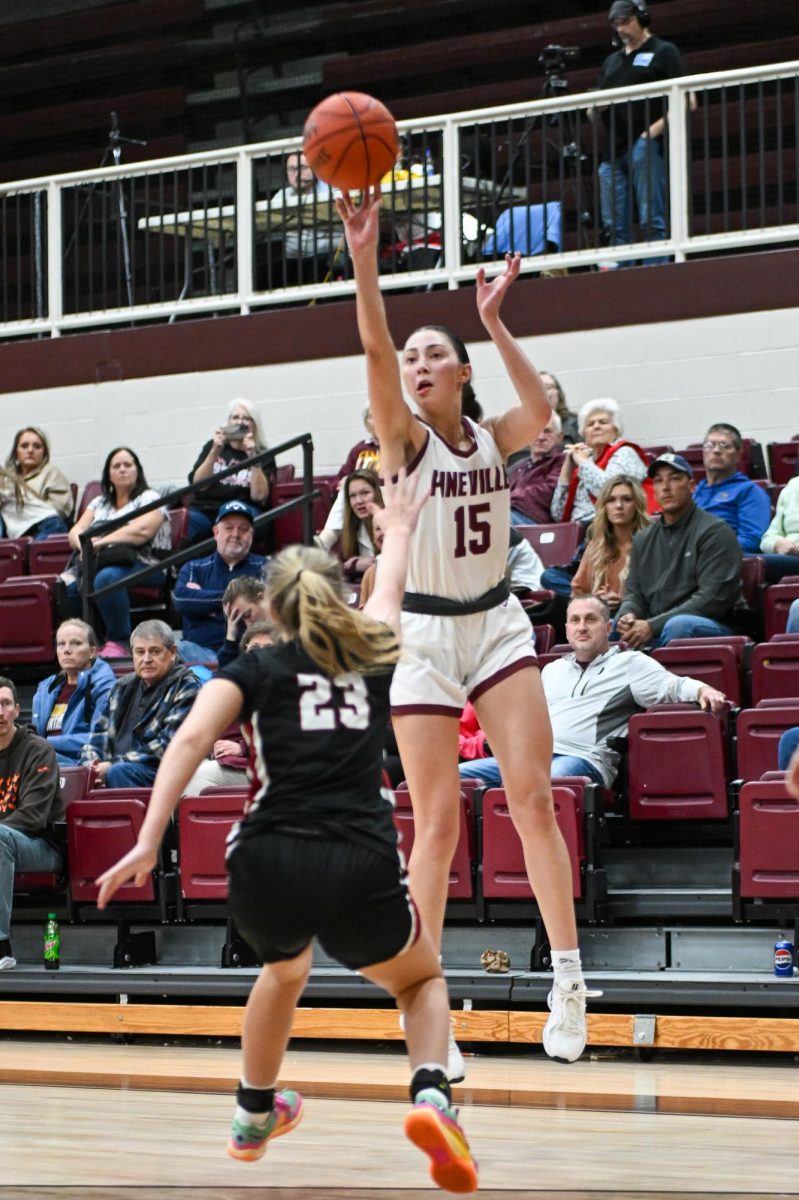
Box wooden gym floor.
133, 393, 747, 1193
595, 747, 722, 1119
2, 1040, 799, 1198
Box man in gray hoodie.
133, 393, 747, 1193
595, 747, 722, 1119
0, 676, 63, 970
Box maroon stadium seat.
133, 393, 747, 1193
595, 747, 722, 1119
58, 765, 93, 807
0, 538, 30, 582
515, 522, 582, 568
0, 576, 56, 664
751, 640, 799, 704
177, 791, 246, 905
627, 708, 729, 819
533, 623, 555, 654
394, 783, 474, 898
67, 796, 154, 902
738, 780, 799, 899
27, 535, 72, 575
271, 479, 335, 549
740, 556, 766, 610
77, 480, 103, 519
481, 784, 581, 899
764, 580, 799, 640
735, 703, 799, 781
652, 642, 744, 707
168, 507, 190, 553
673, 446, 706, 483
767, 441, 799, 484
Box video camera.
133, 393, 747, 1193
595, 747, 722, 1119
538, 44, 580, 75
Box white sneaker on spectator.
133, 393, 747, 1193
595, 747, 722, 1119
0, 954, 16, 970
543, 979, 602, 1063
398, 1012, 466, 1084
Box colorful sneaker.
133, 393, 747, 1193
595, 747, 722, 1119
226, 1088, 303, 1162
542, 979, 603, 1063
404, 1092, 478, 1194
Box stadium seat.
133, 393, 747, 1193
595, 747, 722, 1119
177, 791, 246, 913
740, 555, 766, 610
168, 507, 190, 552
673, 446, 706, 482
652, 642, 745, 707
516, 523, 582, 568
764, 580, 799, 640
481, 784, 582, 902
58, 765, 93, 807
271, 479, 335, 549
627, 708, 730, 819
735, 703, 799, 782
767, 440, 799, 484
77, 480, 103, 519
67, 795, 155, 903
0, 576, 56, 665
532, 623, 555, 654
0, 538, 30, 582
27, 534, 72, 575
737, 780, 799, 901
394, 782, 474, 899
751, 640, 799, 704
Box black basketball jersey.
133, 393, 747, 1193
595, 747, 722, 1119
218, 641, 397, 855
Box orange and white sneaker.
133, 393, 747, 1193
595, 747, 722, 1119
227, 1088, 303, 1161
404, 1091, 478, 1194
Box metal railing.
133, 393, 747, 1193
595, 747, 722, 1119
0, 59, 796, 339
78, 433, 317, 627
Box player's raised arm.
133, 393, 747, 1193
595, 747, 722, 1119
363, 468, 427, 637
477, 254, 551, 461
337, 188, 421, 475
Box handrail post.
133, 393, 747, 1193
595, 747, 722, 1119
236, 150, 254, 313
46, 179, 62, 337
441, 118, 461, 289
302, 436, 314, 545
668, 80, 690, 264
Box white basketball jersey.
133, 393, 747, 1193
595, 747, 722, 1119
405, 418, 510, 602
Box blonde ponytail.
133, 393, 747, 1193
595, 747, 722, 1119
266, 545, 399, 676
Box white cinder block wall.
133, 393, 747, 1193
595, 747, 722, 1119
3, 306, 797, 491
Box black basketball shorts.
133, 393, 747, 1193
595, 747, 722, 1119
227, 829, 419, 970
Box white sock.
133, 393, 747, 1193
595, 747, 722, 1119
414, 1062, 449, 1076
551, 948, 584, 986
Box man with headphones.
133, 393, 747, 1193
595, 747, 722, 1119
595, 0, 687, 267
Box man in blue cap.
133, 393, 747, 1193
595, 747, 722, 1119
615, 453, 743, 647
173, 500, 267, 663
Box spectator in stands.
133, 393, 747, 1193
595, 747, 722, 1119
615, 453, 743, 647
693, 423, 770, 553
507, 528, 545, 593
173, 500, 267, 664
593, 0, 688, 267
267, 150, 342, 286
31, 619, 116, 766
187, 399, 273, 544
570, 475, 651, 612
509, 413, 565, 525
66, 447, 171, 658
183, 620, 277, 795
217, 577, 269, 669
459, 595, 725, 787
551, 398, 649, 524
319, 468, 384, 580
759, 475, 799, 583
81, 620, 201, 788
541, 372, 579, 445
0, 675, 63, 971
0, 426, 73, 540
318, 410, 380, 550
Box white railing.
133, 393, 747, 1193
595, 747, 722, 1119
0, 58, 796, 338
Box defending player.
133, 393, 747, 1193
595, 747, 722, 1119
339, 187, 599, 1079
96, 471, 478, 1196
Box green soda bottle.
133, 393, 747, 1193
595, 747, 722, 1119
44, 913, 60, 971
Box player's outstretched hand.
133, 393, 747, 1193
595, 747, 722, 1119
336, 186, 382, 256
96, 841, 159, 910
476, 251, 521, 325
374, 467, 428, 538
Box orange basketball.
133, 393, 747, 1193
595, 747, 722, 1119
302, 92, 399, 191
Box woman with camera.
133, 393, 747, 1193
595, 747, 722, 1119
187, 399, 273, 544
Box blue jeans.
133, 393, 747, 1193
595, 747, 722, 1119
0, 825, 62, 940
510, 508, 536, 527
187, 509, 215, 544
762, 554, 799, 585
66, 564, 166, 642
458, 757, 503, 787
652, 614, 733, 647
29, 515, 69, 540
778, 727, 799, 772
788, 599, 799, 634
540, 565, 578, 597
599, 136, 668, 265
551, 754, 604, 783
105, 761, 158, 788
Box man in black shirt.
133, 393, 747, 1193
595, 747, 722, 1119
595, 0, 687, 266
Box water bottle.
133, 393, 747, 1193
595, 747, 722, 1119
44, 913, 60, 971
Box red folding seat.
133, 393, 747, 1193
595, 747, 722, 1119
275, 463, 296, 483
627, 709, 729, 818
735, 703, 799, 781
481, 785, 581, 900
67, 796, 154, 902
0, 538, 30, 582
77, 480, 103, 519
767, 441, 799, 484
0, 576, 55, 664
168, 507, 190, 553
652, 642, 744, 707
515, 522, 582, 568
393, 783, 474, 898
271, 479, 335, 549
672, 446, 705, 483
27, 535, 72, 575
58, 765, 93, 807
764, 580, 799, 640
738, 781, 799, 899
533, 623, 555, 654
740, 556, 766, 611
177, 792, 246, 909
751, 641, 799, 703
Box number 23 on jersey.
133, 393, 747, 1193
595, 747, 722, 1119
298, 672, 371, 731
